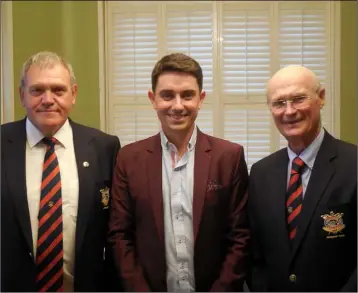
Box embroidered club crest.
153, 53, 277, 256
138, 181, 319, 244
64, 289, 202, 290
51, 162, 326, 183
100, 187, 110, 209
321, 211, 345, 238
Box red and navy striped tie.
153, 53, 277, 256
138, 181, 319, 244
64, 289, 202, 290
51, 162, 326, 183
286, 156, 305, 241
36, 137, 63, 292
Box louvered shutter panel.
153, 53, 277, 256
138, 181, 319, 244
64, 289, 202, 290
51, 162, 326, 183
221, 2, 271, 98
278, 2, 331, 150
221, 2, 272, 169
165, 2, 214, 134
105, 1, 337, 169
224, 107, 271, 170
107, 2, 160, 146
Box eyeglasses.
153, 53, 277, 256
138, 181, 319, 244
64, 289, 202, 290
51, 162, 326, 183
268, 96, 312, 113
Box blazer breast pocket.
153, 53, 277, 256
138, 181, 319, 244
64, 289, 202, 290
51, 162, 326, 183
205, 180, 229, 206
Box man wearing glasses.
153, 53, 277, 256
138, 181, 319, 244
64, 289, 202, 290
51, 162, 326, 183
247, 65, 357, 291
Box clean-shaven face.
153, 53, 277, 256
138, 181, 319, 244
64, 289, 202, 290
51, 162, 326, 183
148, 71, 205, 136
20, 64, 77, 136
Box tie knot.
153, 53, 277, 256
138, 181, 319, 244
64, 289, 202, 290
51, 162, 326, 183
292, 156, 305, 174
42, 137, 57, 149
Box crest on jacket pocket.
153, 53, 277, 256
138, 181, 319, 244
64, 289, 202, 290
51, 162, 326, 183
321, 211, 345, 238
100, 187, 110, 209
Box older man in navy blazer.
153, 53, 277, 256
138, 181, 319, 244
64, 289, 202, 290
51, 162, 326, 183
248, 65, 356, 292
1, 51, 121, 291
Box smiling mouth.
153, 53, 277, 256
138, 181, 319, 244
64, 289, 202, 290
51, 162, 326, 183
168, 114, 187, 119
284, 120, 301, 125
39, 110, 58, 114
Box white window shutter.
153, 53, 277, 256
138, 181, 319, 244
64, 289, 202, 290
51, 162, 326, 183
107, 2, 161, 145
105, 1, 337, 169
278, 1, 331, 149
224, 106, 271, 170
221, 2, 272, 169
165, 3, 214, 133
165, 3, 214, 94
221, 2, 271, 100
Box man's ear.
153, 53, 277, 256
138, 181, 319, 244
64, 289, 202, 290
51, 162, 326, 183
71, 84, 78, 105
318, 87, 325, 109
19, 86, 25, 107
199, 90, 206, 109
148, 89, 157, 109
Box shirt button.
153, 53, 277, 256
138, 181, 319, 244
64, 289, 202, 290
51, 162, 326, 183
178, 237, 186, 244
289, 274, 297, 283
288, 206, 293, 213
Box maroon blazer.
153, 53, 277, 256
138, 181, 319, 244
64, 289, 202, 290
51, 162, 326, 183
108, 129, 250, 291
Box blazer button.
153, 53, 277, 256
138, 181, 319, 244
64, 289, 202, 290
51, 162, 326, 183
289, 274, 297, 283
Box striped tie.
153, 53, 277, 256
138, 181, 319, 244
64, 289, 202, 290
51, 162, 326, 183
36, 137, 64, 292
286, 156, 305, 241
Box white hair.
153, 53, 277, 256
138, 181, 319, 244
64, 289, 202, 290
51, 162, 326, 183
20, 51, 76, 89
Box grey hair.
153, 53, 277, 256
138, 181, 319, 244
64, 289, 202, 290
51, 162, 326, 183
20, 51, 76, 89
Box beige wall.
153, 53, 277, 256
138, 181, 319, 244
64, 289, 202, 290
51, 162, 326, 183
340, 1, 357, 144
12, 1, 100, 129
11, 1, 357, 144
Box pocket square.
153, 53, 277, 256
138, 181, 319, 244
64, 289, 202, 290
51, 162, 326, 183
206, 179, 223, 192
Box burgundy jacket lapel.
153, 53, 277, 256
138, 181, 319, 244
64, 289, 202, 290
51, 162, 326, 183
193, 130, 211, 242
146, 134, 165, 243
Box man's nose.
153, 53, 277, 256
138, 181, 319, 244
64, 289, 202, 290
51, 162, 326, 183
41, 91, 55, 104
284, 101, 297, 115
172, 95, 184, 109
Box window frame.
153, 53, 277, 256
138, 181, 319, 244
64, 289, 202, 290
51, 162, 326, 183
98, 0, 341, 149
1, 1, 15, 124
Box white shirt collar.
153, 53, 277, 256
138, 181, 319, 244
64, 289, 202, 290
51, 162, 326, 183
287, 127, 325, 170
160, 124, 198, 151
26, 118, 72, 149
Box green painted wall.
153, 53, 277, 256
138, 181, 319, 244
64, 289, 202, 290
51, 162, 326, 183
12, 1, 357, 144
340, 1, 357, 144
12, 1, 100, 129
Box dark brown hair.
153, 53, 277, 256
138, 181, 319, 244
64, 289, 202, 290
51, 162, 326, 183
151, 53, 203, 92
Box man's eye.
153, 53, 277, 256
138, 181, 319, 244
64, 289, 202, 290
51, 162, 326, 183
182, 93, 193, 100
160, 93, 173, 100
272, 100, 285, 108
293, 96, 306, 103
30, 88, 43, 95
54, 90, 65, 95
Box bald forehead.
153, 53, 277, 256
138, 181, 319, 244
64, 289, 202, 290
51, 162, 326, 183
267, 65, 319, 97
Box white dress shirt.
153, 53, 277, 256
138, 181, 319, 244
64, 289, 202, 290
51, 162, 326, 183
161, 126, 197, 292
286, 127, 325, 198
25, 118, 79, 292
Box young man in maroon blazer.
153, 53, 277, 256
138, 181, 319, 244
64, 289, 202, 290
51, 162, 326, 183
108, 53, 250, 292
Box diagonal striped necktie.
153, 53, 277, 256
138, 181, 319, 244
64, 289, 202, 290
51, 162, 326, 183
286, 156, 305, 241
36, 137, 64, 292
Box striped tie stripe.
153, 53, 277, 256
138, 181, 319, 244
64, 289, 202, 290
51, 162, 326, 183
286, 156, 305, 241
36, 137, 64, 292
